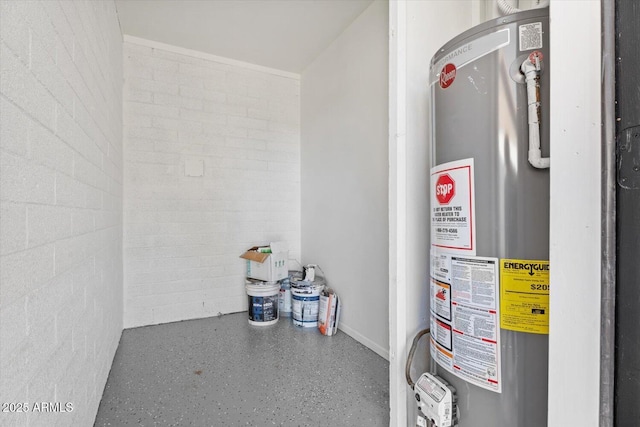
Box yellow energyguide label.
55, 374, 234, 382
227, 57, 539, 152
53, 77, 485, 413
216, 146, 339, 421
500, 259, 549, 334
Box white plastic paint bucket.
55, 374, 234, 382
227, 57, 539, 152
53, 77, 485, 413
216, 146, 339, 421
291, 279, 325, 328
245, 280, 280, 326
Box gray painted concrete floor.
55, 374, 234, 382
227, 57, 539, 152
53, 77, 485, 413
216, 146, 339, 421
94, 313, 389, 426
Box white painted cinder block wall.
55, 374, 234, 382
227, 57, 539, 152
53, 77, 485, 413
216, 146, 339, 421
122, 40, 301, 328
0, 1, 123, 426
301, 0, 389, 359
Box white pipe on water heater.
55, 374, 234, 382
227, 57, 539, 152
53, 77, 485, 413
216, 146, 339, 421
497, 0, 550, 16
521, 52, 550, 169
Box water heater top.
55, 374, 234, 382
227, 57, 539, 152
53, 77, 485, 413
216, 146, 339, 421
430, 7, 549, 69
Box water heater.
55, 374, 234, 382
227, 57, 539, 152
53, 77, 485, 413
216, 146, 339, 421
428, 8, 550, 427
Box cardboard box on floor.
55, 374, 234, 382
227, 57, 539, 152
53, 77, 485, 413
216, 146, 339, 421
240, 242, 288, 282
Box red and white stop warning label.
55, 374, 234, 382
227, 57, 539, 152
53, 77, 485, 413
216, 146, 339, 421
435, 174, 455, 205
431, 159, 476, 253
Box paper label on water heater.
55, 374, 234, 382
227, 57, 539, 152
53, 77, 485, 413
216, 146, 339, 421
431, 159, 476, 255
430, 254, 502, 393
500, 259, 550, 334
519, 22, 543, 51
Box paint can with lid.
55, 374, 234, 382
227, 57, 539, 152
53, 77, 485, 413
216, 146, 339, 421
291, 277, 326, 328
245, 279, 279, 326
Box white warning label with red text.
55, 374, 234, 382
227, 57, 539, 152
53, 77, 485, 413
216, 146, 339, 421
431, 158, 476, 254
430, 255, 501, 393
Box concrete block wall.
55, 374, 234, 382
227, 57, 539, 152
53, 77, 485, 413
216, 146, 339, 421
0, 1, 123, 426
123, 40, 301, 328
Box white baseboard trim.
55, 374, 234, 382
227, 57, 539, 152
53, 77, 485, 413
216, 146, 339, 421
338, 322, 389, 361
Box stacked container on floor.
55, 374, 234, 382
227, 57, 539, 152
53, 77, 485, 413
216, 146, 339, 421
240, 242, 289, 326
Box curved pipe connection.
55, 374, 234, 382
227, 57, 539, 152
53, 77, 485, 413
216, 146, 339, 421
521, 52, 550, 169
497, 0, 522, 15
497, 0, 550, 16
405, 328, 431, 389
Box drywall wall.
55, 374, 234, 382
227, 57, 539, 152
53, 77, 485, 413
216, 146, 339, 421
301, 0, 389, 359
404, 1, 477, 422
388, 1, 475, 424
0, 1, 123, 426
547, 1, 602, 425
122, 39, 301, 328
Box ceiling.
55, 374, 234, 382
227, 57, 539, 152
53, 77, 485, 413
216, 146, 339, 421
115, 0, 374, 74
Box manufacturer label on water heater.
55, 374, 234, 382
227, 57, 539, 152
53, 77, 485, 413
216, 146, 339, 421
431, 159, 476, 254
429, 253, 502, 393
439, 63, 457, 89
519, 22, 543, 51
430, 158, 501, 393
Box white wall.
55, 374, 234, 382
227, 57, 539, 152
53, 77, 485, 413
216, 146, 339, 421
0, 1, 123, 426
301, 0, 389, 359
389, 1, 475, 425
122, 40, 301, 328
548, 1, 602, 425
